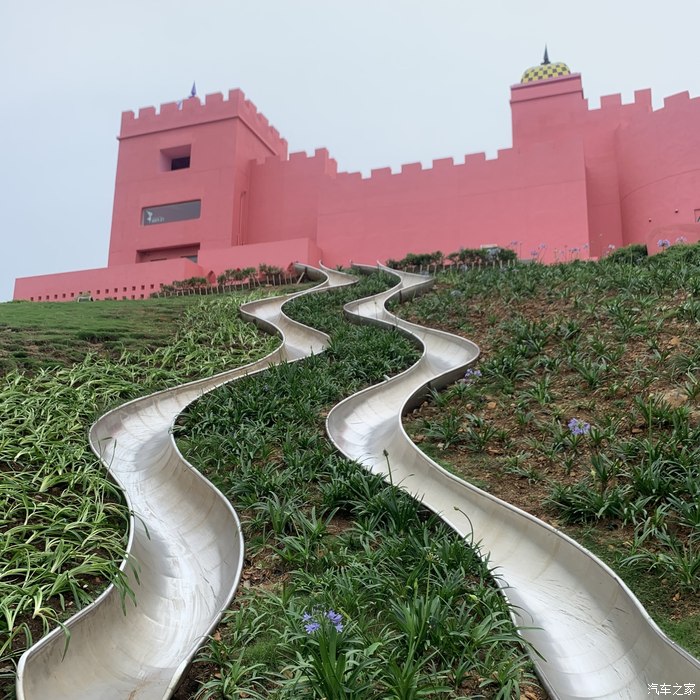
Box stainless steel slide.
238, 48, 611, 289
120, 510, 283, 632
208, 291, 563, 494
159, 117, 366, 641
326, 265, 700, 699
16, 265, 356, 700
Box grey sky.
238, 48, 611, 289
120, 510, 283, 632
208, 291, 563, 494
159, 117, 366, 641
2, 0, 699, 302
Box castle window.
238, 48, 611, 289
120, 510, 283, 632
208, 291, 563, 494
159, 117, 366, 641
161, 145, 191, 172
142, 200, 201, 226
171, 156, 190, 170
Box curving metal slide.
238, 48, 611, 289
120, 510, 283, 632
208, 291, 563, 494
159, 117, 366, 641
326, 265, 700, 699
15, 264, 356, 700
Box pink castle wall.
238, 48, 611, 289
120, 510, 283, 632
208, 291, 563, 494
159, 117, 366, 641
14, 259, 204, 302
314, 139, 589, 267
13, 67, 700, 302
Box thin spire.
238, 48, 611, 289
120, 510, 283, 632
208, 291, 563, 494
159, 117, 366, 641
189, 81, 197, 98
542, 45, 550, 65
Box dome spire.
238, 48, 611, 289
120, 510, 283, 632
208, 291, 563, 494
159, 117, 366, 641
520, 49, 571, 83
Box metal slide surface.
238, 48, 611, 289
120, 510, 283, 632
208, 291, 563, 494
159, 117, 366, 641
326, 265, 700, 699
16, 265, 356, 700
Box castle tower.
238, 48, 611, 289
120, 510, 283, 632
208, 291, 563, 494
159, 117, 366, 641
107, 90, 288, 268
510, 49, 586, 148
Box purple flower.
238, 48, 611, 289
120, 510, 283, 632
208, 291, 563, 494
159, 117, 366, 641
568, 418, 591, 436
675, 235, 688, 244
657, 239, 671, 249
326, 610, 344, 631
302, 609, 344, 634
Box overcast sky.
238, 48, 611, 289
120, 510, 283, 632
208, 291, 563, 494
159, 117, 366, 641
2, 0, 700, 302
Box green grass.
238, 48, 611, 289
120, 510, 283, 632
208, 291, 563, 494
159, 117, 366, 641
0, 290, 281, 697
6, 247, 700, 697
567, 526, 700, 658
175, 273, 541, 698
399, 242, 700, 660
0, 297, 207, 374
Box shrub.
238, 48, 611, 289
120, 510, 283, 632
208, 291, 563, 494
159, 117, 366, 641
603, 244, 648, 264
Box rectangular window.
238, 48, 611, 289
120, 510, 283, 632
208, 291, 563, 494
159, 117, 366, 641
161, 145, 191, 171
142, 200, 201, 226
170, 156, 190, 170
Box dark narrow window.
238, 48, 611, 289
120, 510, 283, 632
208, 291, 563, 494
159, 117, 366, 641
170, 156, 190, 170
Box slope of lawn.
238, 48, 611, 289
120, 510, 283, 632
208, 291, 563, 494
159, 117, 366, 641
0, 296, 215, 375
13, 245, 696, 698
1, 277, 546, 700
0, 291, 281, 697
397, 244, 700, 658
173, 272, 547, 699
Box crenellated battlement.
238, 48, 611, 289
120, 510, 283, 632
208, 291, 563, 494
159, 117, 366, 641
586, 87, 700, 122
253, 147, 338, 176
586, 87, 653, 117
660, 89, 700, 111
331, 146, 527, 185
119, 89, 288, 153
609, 89, 700, 134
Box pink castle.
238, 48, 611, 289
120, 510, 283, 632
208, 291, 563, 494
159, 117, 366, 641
14, 54, 700, 301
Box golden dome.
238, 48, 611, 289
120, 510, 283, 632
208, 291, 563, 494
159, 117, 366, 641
521, 47, 571, 83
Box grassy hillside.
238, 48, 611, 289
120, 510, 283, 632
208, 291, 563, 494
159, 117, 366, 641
398, 244, 700, 657
0, 291, 281, 698
0, 297, 211, 374
172, 274, 545, 699
2, 247, 698, 697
